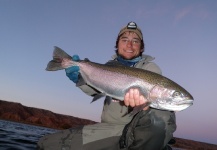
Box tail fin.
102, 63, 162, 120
46, 46, 72, 71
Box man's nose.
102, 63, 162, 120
126, 40, 133, 47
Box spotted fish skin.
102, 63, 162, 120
46, 46, 194, 112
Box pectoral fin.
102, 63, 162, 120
91, 93, 106, 103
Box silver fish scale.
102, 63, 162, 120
77, 61, 154, 100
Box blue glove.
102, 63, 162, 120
65, 55, 80, 83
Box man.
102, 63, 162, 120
37, 22, 176, 150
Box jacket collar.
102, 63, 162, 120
112, 54, 155, 64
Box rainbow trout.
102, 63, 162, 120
46, 46, 193, 112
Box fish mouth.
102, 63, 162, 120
151, 99, 194, 111
169, 100, 193, 111
176, 99, 194, 105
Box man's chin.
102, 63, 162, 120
119, 54, 136, 60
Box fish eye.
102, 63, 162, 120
172, 91, 181, 97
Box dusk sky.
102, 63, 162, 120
1, 0, 217, 145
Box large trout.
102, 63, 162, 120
46, 46, 193, 112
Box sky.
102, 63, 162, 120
0, 0, 217, 145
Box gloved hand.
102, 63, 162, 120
65, 55, 80, 83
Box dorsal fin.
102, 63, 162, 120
53, 46, 72, 61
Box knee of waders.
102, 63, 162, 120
130, 110, 166, 149
136, 109, 166, 134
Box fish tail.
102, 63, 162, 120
46, 46, 72, 71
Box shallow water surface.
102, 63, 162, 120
0, 119, 57, 150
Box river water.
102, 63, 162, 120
0, 119, 58, 150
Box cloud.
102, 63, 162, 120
174, 4, 211, 24
196, 9, 210, 20
134, 2, 173, 20
174, 6, 192, 23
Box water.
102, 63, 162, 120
0, 119, 58, 150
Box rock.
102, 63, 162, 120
0, 100, 96, 129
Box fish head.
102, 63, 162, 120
149, 84, 194, 111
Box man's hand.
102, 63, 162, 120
124, 89, 149, 110
65, 55, 80, 83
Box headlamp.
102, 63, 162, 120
127, 22, 137, 30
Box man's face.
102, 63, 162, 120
117, 31, 143, 60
